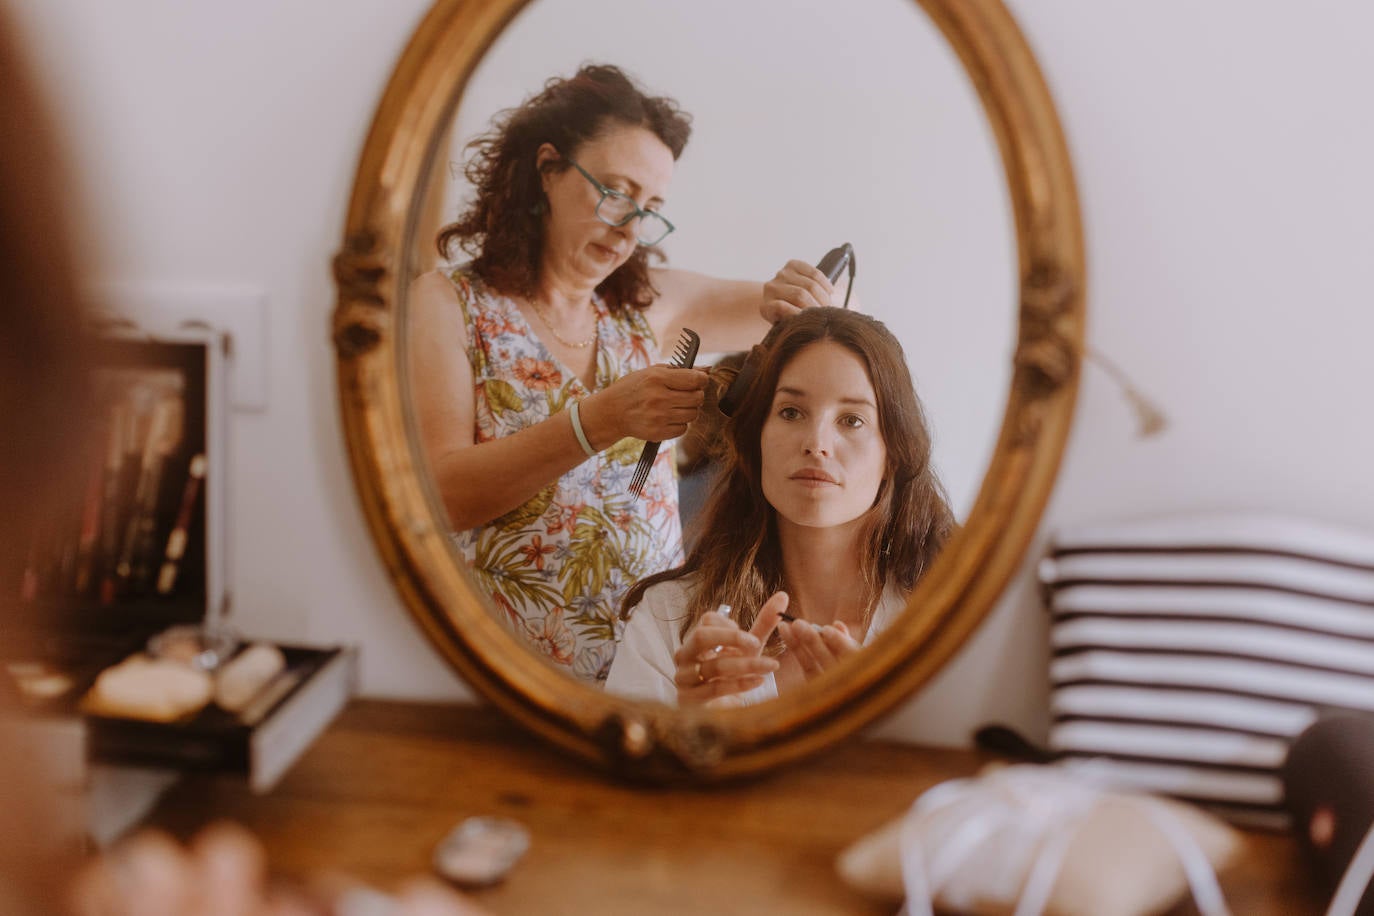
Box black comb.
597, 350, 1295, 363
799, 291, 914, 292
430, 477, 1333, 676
628, 328, 701, 498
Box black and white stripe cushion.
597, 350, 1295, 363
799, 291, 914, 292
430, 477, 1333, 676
1039, 512, 1374, 829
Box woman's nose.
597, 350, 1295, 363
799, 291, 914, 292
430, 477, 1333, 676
802, 424, 831, 456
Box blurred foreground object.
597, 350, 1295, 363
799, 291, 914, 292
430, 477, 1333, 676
837, 761, 1241, 916
1284, 716, 1374, 916
69, 821, 491, 915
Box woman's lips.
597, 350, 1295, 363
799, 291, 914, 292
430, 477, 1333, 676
790, 469, 839, 487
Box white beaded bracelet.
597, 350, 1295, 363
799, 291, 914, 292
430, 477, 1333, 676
568, 399, 596, 458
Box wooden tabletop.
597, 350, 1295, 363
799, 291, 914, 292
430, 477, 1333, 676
144, 700, 1327, 915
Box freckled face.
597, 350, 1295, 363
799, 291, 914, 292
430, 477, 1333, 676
539, 125, 675, 286
760, 340, 887, 535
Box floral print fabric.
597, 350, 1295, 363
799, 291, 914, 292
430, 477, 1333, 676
448, 267, 684, 684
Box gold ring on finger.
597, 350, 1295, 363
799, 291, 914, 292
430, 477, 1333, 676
695, 661, 705, 684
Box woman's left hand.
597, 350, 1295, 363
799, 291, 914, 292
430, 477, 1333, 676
778, 619, 862, 679
760, 260, 841, 323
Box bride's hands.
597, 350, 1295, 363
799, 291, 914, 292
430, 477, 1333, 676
674, 592, 789, 706
777, 617, 862, 680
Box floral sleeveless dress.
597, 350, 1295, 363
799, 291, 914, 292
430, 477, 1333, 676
448, 267, 684, 685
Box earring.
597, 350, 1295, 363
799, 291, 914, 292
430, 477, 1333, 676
528, 199, 546, 216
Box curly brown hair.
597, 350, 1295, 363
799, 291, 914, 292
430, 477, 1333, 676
622, 308, 957, 643
436, 63, 692, 311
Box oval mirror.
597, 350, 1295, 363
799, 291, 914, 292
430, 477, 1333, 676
333, 0, 1084, 779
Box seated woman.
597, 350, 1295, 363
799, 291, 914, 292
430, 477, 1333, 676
605, 308, 954, 706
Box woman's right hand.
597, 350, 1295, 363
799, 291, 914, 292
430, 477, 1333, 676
674, 592, 788, 706
582, 364, 708, 448
760, 260, 840, 323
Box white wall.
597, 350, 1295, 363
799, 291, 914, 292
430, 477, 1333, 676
12, 1, 1374, 748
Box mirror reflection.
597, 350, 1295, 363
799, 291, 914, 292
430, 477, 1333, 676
403, 0, 1015, 689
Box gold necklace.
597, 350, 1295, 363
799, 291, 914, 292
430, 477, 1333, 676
529, 299, 597, 349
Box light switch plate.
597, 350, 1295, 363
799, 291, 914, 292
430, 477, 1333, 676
86, 283, 268, 411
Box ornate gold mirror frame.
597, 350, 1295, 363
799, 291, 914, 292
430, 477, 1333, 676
333, 0, 1084, 780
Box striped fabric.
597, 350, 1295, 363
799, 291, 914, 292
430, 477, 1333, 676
1038, 512, 1374, 829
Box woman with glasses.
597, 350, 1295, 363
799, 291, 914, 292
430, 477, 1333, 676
408, 63, 843, 685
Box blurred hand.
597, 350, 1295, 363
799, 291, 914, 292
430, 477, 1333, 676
674, 592, 788, 706
68, 821, 488, 916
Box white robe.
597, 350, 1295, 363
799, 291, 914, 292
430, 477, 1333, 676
604, 578, 907, 707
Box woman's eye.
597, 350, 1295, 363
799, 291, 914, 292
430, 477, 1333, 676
840, 414, 867, 429
777, 406, 802, 421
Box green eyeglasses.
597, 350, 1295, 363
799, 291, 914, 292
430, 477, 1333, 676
564, 157, 675, 247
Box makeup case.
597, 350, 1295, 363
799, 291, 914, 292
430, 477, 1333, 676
1, 327, 355, 844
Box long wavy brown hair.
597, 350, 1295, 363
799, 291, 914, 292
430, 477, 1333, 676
622, 308, 956, 642
436, 63, 692, 310
0, 5, 96, 911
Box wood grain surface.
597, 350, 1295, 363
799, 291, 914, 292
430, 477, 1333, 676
143, 701, 1328, 915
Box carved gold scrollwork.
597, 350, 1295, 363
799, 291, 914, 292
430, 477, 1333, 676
1012, 258, 1080, 443
661, 719, 728, 771
332, 231, 390, 358
597, 711, 729, 776
597, 711, 653, 760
